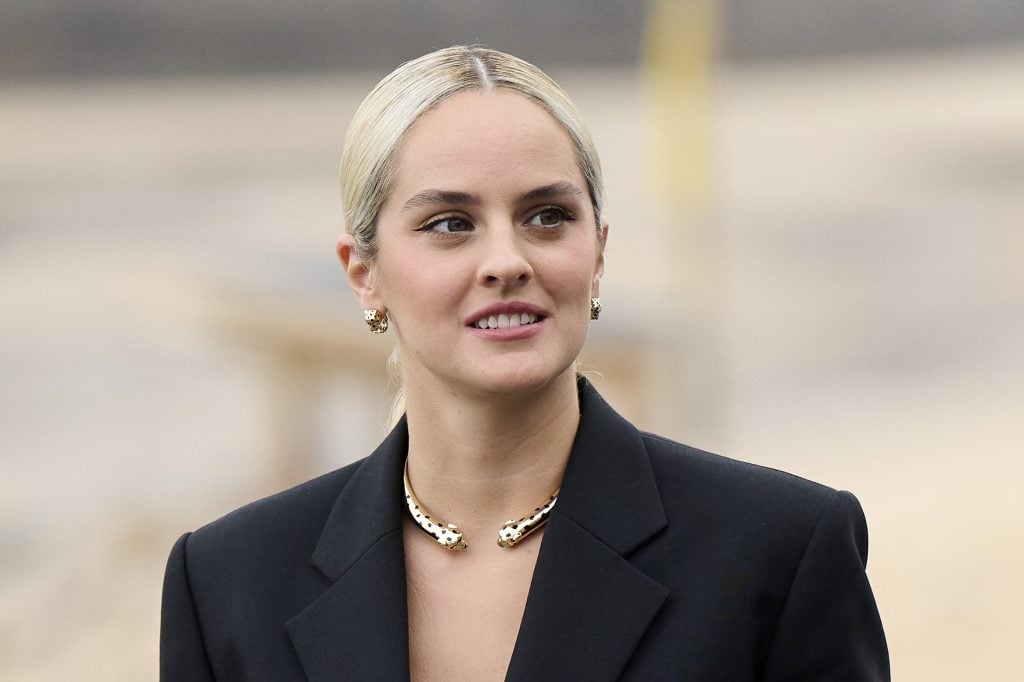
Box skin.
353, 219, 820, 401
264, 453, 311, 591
337, 90, 608, 681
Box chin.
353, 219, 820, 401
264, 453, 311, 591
459, 358, 577, 399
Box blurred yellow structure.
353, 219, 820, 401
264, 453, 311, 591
644, 0, 716, 207
641, 0, 728, 444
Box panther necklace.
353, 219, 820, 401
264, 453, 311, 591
402, 459, 559, 551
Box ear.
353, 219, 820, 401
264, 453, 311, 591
591, 220, 608, 297
336, 233, 384, 312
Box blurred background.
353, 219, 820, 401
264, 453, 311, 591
1, 0, 1022, 678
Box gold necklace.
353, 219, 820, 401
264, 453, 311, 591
402, 460, 559, 551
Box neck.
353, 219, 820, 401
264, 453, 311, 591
402, 369, 580, 541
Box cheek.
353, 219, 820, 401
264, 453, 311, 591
373, 242, 421, 296
376, 254, 467, 319
540, 242, 601, 294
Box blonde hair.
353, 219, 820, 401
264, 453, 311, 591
338, 45, 605, 425
340, 45, 605, 261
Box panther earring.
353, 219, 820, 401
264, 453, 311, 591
590, 298, 602, 321
364, 309, 389, 333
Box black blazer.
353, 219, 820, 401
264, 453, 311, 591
161, 380, 889, 680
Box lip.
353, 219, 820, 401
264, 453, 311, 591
465, 301, 549, 340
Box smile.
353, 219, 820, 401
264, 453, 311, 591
472, 313, 541, 330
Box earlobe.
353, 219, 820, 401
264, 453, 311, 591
336, 233, 383, 311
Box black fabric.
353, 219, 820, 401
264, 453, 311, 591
161, 379, 889, 681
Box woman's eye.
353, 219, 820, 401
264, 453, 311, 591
527, 207, 572, 228
419, 216, 473, 234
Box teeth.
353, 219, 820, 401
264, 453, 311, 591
474, 313, 539, 329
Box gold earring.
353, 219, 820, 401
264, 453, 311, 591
590, 298, 602, 321
364, 309, 389, 333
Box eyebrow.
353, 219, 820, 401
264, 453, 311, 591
520, 181, 585, 203
402, 189, 479, 211
400, 181, 585, 212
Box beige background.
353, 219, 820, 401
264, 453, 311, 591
2, 46, 1022, 679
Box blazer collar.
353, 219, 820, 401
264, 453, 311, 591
286, 420, 411, 681
555, 379, 668, 556
286, 378, 669, 681
507, 378, 670, 681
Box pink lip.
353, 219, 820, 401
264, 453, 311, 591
465, 301, 549, 341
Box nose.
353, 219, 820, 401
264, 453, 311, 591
477, 224, 533, 288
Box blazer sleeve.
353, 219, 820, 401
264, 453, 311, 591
761, 490, 890, 681
160, 532, 216, 682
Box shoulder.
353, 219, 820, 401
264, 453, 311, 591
632, 432, 876, 620
637, 432, 862, 554
182, 458, 365, 576
577, 378, 859, 551
641, 431, 836, 505
623, 438, 887, 678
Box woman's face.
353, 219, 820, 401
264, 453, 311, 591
343, 90, 606, 400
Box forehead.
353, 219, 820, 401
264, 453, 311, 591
387, 90, 582, 201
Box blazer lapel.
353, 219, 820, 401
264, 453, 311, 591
507, 381, 670, 682
285, 380, 667, 681
286, 421, 411, 682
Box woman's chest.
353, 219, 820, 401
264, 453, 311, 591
404, 523, 542, 682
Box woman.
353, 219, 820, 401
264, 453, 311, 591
161, 46, 889, 681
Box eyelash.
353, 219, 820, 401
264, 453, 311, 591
415, 206, 577, 236
416, 215, 472, 236
528, 206, 576, 228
